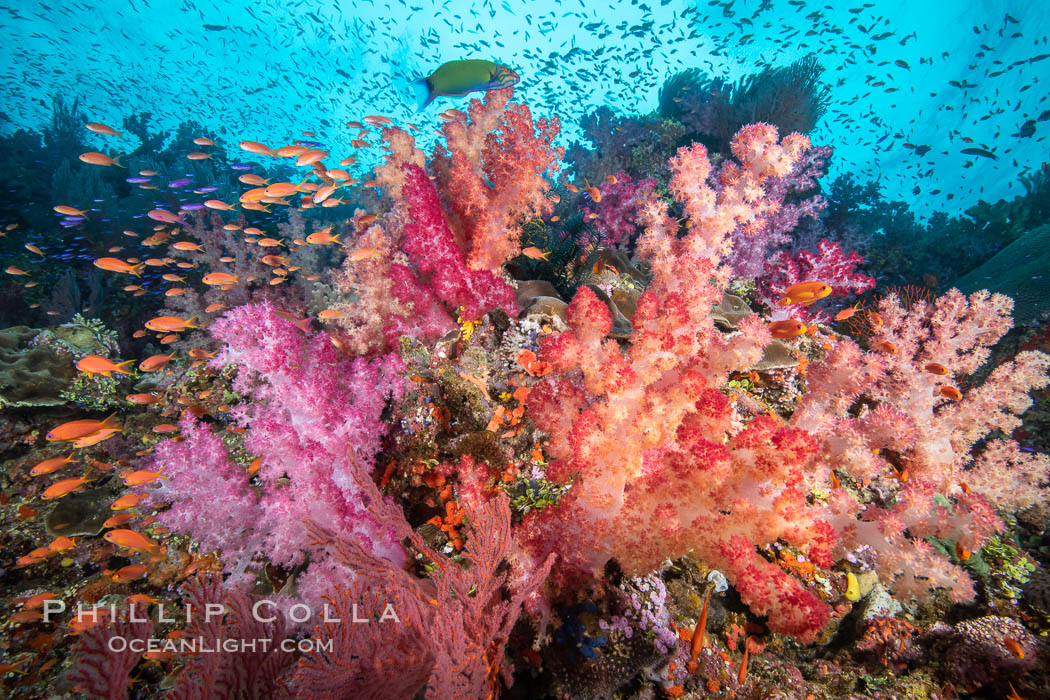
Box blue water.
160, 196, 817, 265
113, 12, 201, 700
2, 0, 1047, 215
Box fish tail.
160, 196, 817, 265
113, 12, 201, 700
130, 263, 145, 277
331, 234, 341, 245
186, 314, 199, 328
412, 78, 434, 111
100, 411, 119, 429
113, 155, 125, 168
115, 359, 136, 375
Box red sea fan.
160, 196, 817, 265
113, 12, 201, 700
67, 608, 152, 700
285, 492, 554, 699
168, 576, 294, 700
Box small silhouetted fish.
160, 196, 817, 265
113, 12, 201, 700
1018, 120, 1036, 138
230, 164, 253, 170
914, 145, 931, 156
961, 147, 998, 160
203, 24, 227, 31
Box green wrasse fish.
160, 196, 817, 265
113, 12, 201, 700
412, 60, 519, 109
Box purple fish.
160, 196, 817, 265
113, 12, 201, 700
230, 163, 253, 170
195, 186, 219, 193
126, 177, 152, 183
168, 178, 193, 188
180, 203, 205, 211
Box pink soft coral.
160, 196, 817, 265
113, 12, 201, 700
142, 303, 407, 603
795, 289, 1050, 601
580, 170, 657, 247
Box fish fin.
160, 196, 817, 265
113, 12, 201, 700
113, 155, 125, 168
412, 78, 434, 110
331, 235, 341, 245
100, 412, 119, 429
186, 314, 199, 329
115, 359, 136, 375
131, 263, 144, 276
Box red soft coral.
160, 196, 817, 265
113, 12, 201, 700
431, 87, 563, 272
401, 162, 517, 319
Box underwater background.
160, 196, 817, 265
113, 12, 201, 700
1, 0, 1049, 697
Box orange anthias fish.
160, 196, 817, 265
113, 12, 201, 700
521, 246, 550, 261
40, 477, 93, 500
1004, 637, 1025, 660
924, 362, 949, 375
85, 122, 123, 137
53, 205, 88, 217
239, 140, 275, 157
139, 352, 177, 372
75, 355, 136, 377
238, 174, 270, 186
103, 529, 160, 556
202, 272, 240, 286
688, 588, 712, 672
939, 385, 963, 400
204, 199, 236, 211
778, 281, 832, 306
48, 536, 77, 553
111, 564, 148, 584
265, 181, 308, 197
126, 393, 161, 405
768, 319, 807, 339
145, 315, 198, 332
79, 151, 123, 167
833, 302, 862, 321
72, 428, 121, 448
110, 493, 142, 510
306, 230, 341, 245
103, 513, 135, 529
93, 257, 143, 276
121, 469, 167, 486
30, 454, 78, 476
46, 413, 119, 442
